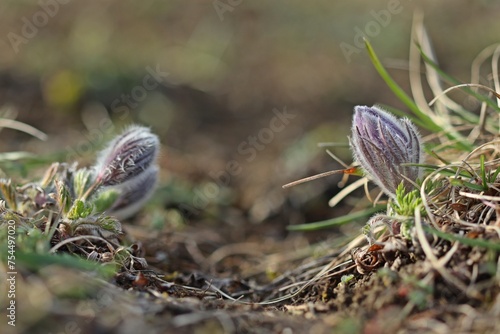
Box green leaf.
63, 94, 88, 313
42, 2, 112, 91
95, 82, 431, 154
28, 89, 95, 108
490, 166, 500, 183
391, 183, 424, 217
418, 164, 473, 178
73, 168, 94, 199
364, 39, 439, 132
96, 216, 122, 233
92, 188, 120, 213
480, 155, 487, 190
67, 199, 94, 219
340, 274, 355, 284
287, 205, 385, 231
423, 226, 500, 251
14, 251, 116, 277
449, 178, 485, 192
71, 216, 122, 239
364, 39, 472, 151
55, 180, 72, 215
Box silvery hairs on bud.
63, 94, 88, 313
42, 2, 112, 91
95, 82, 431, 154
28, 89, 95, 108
93, 125, 159, 187
349, 105, 422, 198
106, 165, 159, 220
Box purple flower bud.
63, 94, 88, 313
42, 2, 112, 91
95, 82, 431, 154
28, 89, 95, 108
107, 165, 158, 220
350, 105, 422, 198
93, 125, 159, 187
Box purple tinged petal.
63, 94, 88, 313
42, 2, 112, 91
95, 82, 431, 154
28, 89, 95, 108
107, 165, 159, 220
93, 125, 159, 187
350, 105, 422, 198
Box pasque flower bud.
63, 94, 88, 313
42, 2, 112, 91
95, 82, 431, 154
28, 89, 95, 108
106, 165, 159, 220
93, 125, 159, 187
350, 105, 422, 198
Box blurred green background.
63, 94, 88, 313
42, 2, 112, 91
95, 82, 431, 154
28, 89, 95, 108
0, 0, 499, 230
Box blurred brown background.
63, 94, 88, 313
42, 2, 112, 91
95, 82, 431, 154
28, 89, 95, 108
0, 0, 499, 237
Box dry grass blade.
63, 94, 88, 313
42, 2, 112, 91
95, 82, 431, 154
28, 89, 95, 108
414, 206, 478, 298
0, 118, 48, 141
471, 44, 500, 87
49, 235, 117, 253
491, 45, 500, 108
428, 83, 500, 107
328, 176, 367, 207
410, 11, 447, 120
282, 168, 354, 189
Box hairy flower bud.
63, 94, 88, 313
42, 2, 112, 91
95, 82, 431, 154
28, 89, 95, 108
350, 105, 422, 198
107, 165, 159, 220
93, 125, 159, 187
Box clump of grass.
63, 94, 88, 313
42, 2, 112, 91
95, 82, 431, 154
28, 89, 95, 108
279, 18, 500, 333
